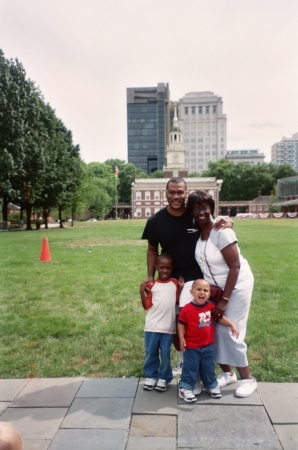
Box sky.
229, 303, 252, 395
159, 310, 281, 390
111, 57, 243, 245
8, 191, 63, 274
1, 0, 298, 164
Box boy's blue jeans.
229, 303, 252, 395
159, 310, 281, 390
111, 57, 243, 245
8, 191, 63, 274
144, 332, 173, 384
179, 344, 218, 391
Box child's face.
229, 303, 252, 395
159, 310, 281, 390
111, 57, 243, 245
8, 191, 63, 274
155, 258, 173, 281
190, 279, 210, 305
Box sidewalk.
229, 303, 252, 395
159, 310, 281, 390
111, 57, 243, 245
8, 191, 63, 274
0, 378, 297, 449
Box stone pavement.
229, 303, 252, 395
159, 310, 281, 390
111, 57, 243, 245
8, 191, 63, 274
0, 378, 297, 449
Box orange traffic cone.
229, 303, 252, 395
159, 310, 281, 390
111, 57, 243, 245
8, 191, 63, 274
40, 237, 51, 262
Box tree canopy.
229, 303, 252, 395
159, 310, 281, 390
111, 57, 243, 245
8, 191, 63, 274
202, 159, 297, 200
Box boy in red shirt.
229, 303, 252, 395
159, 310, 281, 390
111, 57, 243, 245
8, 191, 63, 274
178, 279, 239, 402
140, 254, 184, 392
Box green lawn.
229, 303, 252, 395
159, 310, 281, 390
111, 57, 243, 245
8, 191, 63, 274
0, 218, 297, 382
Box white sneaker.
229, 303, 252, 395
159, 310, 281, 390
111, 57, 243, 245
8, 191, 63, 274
179, 388, 197, 403
206, 386, 222, 399
235, 378, 257, 398
193, 380, 202, 395
172, 361, 183, 377
155, 379, 167, 392
217, 371, 237, 387
143, 378, 157, 391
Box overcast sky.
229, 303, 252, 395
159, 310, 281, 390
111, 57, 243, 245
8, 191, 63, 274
1, 0, 297, 164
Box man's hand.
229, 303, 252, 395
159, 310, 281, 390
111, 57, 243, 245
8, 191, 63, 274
213, 216, 233, 230
178, 276, 184, 289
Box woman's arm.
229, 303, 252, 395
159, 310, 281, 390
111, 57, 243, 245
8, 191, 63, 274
213, 242, 240, 319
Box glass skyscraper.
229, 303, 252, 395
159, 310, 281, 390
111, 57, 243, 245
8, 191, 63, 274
127, 83, 171, 174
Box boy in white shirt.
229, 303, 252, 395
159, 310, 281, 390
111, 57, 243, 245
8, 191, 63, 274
140, 254, 184, 392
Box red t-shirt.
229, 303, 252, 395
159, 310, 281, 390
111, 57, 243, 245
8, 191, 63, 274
178, 302, 215, 348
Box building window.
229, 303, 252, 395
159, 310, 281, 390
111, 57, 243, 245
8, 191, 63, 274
154, 191, 160, 200
265, 206, 268, 211
213, 106, 217, 113
206, 106, 210, 114
199, 106, 202, 114
252, 206, 256, 211
136, 191, 141, 200
184, 107, 188, 115
191, 107, 195, 114
136, 208, 141, 216
145, 191, 150, 200
145, 208, 151, 217
258, 206, 262, 211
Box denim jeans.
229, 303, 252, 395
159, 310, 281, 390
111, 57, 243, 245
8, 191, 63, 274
179, 344, 218, 391
144, 332, 173, 383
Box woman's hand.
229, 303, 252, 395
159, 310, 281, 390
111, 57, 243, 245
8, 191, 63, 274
212, 298, 229, 320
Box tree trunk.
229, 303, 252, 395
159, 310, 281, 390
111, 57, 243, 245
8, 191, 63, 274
2, 196, 8, 222
26, 205, 32, 230
58, 206, 64, 228
44, 208, 49, 229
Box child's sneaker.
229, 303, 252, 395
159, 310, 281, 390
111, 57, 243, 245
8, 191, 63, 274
172, 361, 183, 377
143, 378, 157, 391
155, 379, 167, 392
217, 371, 237, 387
179, 388, 197, 403
206, 386, 222, 399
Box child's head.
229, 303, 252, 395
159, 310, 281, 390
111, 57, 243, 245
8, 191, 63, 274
155, 254, 173, 281
0, 422, 23, 450
190, 279, 210, 305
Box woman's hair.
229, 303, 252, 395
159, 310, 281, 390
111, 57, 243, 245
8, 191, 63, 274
186, 190, 215, 216
0, 423, 23, 450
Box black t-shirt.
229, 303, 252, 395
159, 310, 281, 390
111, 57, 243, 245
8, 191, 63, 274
142, 207, 203, 282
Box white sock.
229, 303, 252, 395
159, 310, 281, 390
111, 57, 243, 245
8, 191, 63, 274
176, 351, 184, 363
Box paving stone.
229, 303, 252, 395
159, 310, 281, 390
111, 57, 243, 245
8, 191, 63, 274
0, 379, 29, 401
178, 384, 262, 405
274, 424, 298, 450
61, 397, 134, 429
76, 377, 138, 398
133, 378, 177, 415
0, 402, 10, 413
257, 383, 298, 424
178, 404, 282, 448
0, 407, 68, 440
11, 377, 84, 407
130, 414, 176, 437
48, 429, 127, 450
126, 436, 176, 450
23, 440, 51, 450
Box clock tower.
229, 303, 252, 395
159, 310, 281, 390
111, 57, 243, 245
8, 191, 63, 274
163, 103, 188, 178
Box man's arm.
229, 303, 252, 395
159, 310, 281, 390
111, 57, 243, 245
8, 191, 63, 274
147, 244, 158, 280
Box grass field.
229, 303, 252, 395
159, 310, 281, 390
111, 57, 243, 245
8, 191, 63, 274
0, 219, 297, 382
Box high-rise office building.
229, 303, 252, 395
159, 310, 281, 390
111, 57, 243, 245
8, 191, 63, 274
271, 133, 298, 171
226, 149, 265, 165
178, 92, 227, 173
127, 83, 171, 174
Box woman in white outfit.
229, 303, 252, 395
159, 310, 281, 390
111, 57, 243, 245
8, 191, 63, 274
187, 190, 257, 398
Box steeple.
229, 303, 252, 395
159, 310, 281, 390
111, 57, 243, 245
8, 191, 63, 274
163, 102, 188, 178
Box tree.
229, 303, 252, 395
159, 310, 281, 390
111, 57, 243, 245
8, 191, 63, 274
202, 159, 246, 200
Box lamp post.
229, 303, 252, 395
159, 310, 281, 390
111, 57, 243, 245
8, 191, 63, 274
115, 166, 118, 219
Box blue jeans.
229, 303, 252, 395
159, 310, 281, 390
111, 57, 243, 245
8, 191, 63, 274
144, 332, 173, 384
180, 344, 218, 391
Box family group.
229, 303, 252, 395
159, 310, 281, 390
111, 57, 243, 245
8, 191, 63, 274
140, 177, 256, 402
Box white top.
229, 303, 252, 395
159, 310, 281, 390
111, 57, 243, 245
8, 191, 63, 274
195, 228, 253, 289
145, 279, 178, 334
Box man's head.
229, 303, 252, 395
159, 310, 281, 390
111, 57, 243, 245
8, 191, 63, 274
166, 177, 187, 215
190, 279, 211, 305
155, 254, 173, 281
